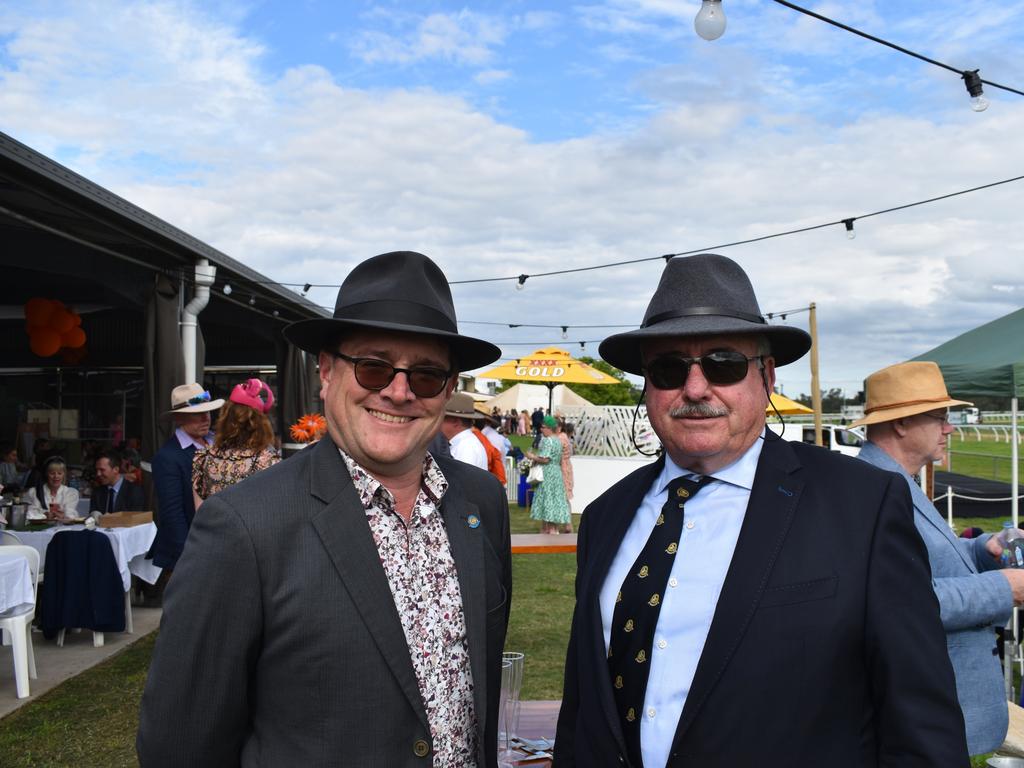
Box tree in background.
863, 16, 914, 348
566, 357, 639, 406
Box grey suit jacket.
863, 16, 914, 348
859, 441, 1010, 755
137, 437, 512, 767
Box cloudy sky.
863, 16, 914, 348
2, 0, 1023, 397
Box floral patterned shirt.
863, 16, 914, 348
340, 449, 478, 768
192, 445, 281, 500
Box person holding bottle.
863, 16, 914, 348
854, 360, 1024, 756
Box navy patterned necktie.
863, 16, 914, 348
607, 473, 713, 768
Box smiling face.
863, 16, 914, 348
46, 464, 66, 490
642, 334, 775, 475
318, 328, 455, 483
94, 457, 120, 486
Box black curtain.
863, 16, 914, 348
277, 340, 319, 445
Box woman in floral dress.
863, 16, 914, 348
193, 378, 281, 508
525, 416, 570, 534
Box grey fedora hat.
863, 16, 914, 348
283, 251, 501, 371
599, 253, 812, 375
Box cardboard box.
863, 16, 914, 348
98, 511, 153, 528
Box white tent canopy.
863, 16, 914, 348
484, 383, 592, 414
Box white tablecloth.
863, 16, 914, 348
14, 522, 160, 591
0, 551, 34, 613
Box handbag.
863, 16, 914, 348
527, 464, 544, 484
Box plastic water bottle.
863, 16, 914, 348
1000, 522, 1015, 567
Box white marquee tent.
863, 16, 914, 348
484, 382, 592, 414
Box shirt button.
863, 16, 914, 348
647, 707, 656, 718
657, 639, 667, 649
669, 577, 678, 588
413, 739, 430, 758
685, 520, 695, 529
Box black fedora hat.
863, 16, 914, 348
283, 251, 501, 371
599, 253, 811, 375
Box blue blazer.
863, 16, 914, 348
149, 436, 198, 570
555, 437, 968, 767
859, 441, 1010, 755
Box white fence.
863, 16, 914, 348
560, 405, 660, 457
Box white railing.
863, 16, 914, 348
951, 425, 1024, 444
560, 405, 660, 457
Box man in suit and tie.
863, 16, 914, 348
554, 254, 969, 767
138, 251, 511, 767
147, 383, 223, 572
90, 448, 145, 514
854, 361, 1024, 756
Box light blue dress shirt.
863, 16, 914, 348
599, 437, 763, 768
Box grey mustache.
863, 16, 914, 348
669, 403, 729, 418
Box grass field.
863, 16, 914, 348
948, 435, 1024, 485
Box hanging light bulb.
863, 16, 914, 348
962, 70, 989, 112
515, 275, 528, 291
249, 295, 256, 306
843, 219, 856, 240
579, 341, 586, 350
223, 284, 233, 295
301, 283, 312, 296
561, 326, 568, 340
694, 0, 726, 41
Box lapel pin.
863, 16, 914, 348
467, 514, 481, 529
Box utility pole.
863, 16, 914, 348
809, 302, 823, 447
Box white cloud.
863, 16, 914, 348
474, 68, 511, 86
2, 0, 1023, 398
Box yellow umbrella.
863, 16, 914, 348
476, 347, 620, 410
767, 392, 813, 415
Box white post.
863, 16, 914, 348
181, 259, 217, 384
946, 488, 953, 530
1007, 397, 1020, 701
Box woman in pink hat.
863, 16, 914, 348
192, 378, 281, 508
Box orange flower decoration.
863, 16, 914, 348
289, 413, 327, 444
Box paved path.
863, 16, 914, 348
0, 606, 161, 719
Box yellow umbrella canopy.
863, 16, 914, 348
767, 392, 813, 415
476, 347, 620, 409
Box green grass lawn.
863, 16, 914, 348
948, 435, 1024, 484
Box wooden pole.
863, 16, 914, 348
809, 302, 823, 447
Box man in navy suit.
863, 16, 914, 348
148, 383, 222, 572
554, 254, 968, 767
90, 448, 145, 514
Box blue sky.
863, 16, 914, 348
2, 0, 1024, 396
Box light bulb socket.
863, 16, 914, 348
963, 70, 984, 99
515, 275, 528, 291
843, 219, 856, 239
561, 326, 568, 340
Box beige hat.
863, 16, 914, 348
444, 392, 484, 420
164, 383, 225, 416
850, 361, 972, 427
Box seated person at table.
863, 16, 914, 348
90, 449, 145, 515
1, 442, 23, 491
26, 455, 80, 521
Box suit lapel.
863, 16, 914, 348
585, 457, 666, 758
307, 439, 430, 730
437, 476, 490, 741
671, 438, 805, 751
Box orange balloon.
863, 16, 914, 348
29, 329, 62, 357
72, 312, 82, 327
24, 298, 53, 327
50, 309, 75, 333
61, 327, 86, 349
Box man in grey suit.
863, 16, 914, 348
855, 360, 1024, 756
138, 251, 512, 767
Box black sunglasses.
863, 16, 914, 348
331, 352, 452, 398
644, 351, 763, 389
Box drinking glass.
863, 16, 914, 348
499, 651, 525, 762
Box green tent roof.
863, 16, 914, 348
912, 307, 1024, 399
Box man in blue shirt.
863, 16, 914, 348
854, 360, 1023, 756
555, 254, 968, 767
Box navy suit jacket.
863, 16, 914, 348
90, 480, 146, 514
149, 436, 197, 570
555, 437, 969, 768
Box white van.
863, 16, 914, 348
767, 422, 864, 457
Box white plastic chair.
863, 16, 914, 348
0, 530, 23, 545
0, 545, 40, 698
